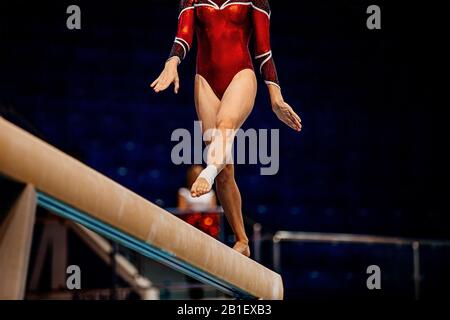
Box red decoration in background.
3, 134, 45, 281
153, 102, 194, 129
181, 212, 221, 238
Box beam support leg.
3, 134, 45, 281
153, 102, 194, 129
0, 184, 37, 299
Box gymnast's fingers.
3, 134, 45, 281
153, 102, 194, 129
150, 77, 160, 88
155, 76, 169, 92
291, 109, 302, 125
174, 77, 180, 94
153, 77, 164, 92
158, 79, 171, 91
283, 104, 301, 130
284, 111, 300, 130
289, 110, 302, 131
281, 116, 297, 131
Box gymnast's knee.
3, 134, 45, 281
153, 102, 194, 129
215, 118, 236, 131
216, 165, 234, 185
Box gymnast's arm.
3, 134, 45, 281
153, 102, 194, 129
151, 0, 196, 94
252, 0, 302, 132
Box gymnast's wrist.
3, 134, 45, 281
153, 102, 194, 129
166, 56, 180, 67
268, 86, 283, 108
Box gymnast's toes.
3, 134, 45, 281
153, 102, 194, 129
190, 177, 211, 198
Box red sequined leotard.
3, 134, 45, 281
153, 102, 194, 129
168, 0, 280, 99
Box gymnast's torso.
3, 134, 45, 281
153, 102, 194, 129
169, 0, 280, 99
195, 0, 253, 98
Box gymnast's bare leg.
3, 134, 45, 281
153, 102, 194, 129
192, 69, 257, 256
151, 60, 300, 257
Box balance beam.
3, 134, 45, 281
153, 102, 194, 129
0, 118, 283, 300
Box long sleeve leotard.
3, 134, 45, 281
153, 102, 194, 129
168, 0, 280, 99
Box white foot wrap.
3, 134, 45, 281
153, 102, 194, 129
198, 165, 219, 189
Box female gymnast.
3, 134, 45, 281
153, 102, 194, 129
152, 0, 302, 257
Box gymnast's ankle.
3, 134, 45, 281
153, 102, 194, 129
233, 240, 250, 257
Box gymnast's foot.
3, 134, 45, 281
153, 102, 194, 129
191, 177, 211, 197
233, 241, 250, 257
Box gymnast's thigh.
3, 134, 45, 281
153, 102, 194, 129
217, 69, 257, 130
194, 74, 221, 134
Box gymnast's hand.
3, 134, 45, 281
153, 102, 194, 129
151, 58, 180, 94
269, 85, 302, 132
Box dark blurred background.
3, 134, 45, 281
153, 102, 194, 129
0, 0, 449, 299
